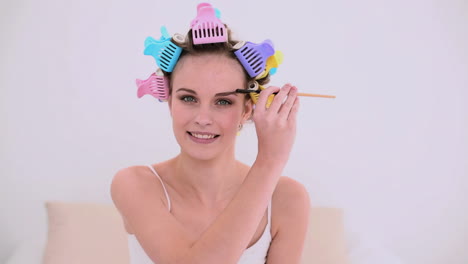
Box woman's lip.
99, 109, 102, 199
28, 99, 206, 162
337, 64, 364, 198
188, 131, 219, 136
187, 132, 219, 144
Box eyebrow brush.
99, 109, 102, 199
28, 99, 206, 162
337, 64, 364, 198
235, 89, 336, 99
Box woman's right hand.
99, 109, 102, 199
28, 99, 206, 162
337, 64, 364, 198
252, 84, 300, 168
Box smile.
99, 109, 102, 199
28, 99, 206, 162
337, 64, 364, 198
190, 133, 217, 139
187, 131, 220, 143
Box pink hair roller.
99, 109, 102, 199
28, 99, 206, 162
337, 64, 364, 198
136, 69, 169, 102
190, 3, 228, 44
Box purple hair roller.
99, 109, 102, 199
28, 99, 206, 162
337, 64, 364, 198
234, 40, 275, 78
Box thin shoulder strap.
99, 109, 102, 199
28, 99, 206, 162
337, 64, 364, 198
147, 165, 171, 212
268, 199, 272, 233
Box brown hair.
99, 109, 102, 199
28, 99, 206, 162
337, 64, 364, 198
163, 26, 270, 99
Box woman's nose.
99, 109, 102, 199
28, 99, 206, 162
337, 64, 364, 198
194, 104, 213, 126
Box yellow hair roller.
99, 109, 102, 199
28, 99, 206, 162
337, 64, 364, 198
256, 50, 284, 79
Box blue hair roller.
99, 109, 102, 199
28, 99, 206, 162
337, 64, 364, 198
214, 8, 221, 19
144, 26, 182, 72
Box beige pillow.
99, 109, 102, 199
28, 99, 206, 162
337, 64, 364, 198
43, 202, 348, 264
43, 201, 130, 264
302, 207, 349, 264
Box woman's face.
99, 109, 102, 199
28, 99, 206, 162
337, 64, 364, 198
169, 53, 252, 160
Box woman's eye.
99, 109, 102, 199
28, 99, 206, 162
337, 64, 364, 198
216, 99, 232, 105
180, 96, 196, 103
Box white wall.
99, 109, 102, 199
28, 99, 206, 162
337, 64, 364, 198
1, 0, 467, 263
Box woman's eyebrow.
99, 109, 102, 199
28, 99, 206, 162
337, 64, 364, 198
176, 88, 196, 94
176, 88, 238, 97
215, 91, 238, 97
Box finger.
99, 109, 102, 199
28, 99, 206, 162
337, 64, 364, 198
256, 86, 280, 111
288, 96, 300, 122
278, 86, 298, 119
267, 84, 292, 113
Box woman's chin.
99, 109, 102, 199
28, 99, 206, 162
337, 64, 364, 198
180, 145, 235, 162
176, 134, 237, 161
182, 150, 220, 162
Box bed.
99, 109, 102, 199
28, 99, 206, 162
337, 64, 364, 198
5, 201, 404, 264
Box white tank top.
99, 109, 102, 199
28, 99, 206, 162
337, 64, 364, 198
128, 165, 272, 264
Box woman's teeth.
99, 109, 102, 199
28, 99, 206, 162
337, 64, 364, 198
191, 133, 216, 139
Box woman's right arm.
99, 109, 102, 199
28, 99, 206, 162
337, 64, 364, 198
111, 84, 299, 264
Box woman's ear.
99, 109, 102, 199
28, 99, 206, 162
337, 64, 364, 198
242, 98, 253, 123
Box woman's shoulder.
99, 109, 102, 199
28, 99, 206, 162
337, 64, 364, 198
114, 164, 148, 176
273, 176, 310, 210
274, 176, 309, 199
110, 162, 172, 208
112, 161, 172, 185
113, 162, 170, 198
111, 165, 154, 204
111, 162, 172, 234
270, 176, 311, 234
111, 165, 153, 188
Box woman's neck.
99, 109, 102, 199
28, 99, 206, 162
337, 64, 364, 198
170, 152, 248, 209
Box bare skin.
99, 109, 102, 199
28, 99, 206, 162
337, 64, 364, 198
111, 53, 310, 264
122, 160, 270, 250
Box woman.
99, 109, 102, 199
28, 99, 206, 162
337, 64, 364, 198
111, 4, 310, 264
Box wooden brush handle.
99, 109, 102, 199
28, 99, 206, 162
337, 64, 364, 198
297, 93, 336, 99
